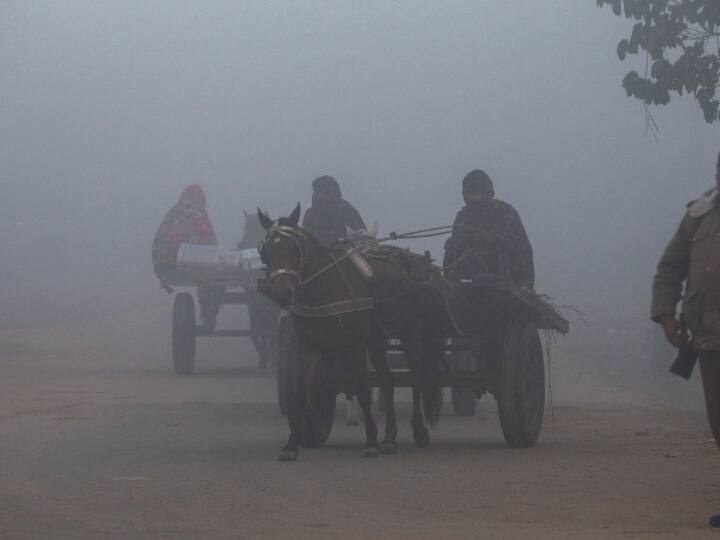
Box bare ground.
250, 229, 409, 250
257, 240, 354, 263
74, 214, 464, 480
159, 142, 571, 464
1, 319, 719, 540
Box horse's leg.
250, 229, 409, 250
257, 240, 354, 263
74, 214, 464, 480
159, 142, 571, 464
345, 397, 361, 426
368, 337, 397, 454
347, 347, 378, 456
357, 362, 380, 457
279, 342, 319, 461
248, 303, 264, 369
404, 336, 430, 448
299, 343, 322, 442
250, 333, 266, 369
279, 368, 305, 461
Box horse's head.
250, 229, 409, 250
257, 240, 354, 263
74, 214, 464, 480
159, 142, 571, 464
240, 209, 267, 248
257, 204, 304, 308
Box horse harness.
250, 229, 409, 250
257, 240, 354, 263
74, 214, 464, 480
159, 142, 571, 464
259, 223, 374, 319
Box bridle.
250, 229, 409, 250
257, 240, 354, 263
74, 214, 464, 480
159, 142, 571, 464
258, 224, 307, 285
258, 222, 375, 318
260, 223, 365, 289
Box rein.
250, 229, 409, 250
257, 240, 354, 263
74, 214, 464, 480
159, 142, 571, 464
260, 222, 482, 319
299, 223, 474, 284
298, 246, 361, 287
261, 224, 374, 318
263, 223, 476, 285
261, 224, 357, 287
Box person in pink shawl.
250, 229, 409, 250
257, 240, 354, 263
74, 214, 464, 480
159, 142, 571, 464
152, 185, 220, 330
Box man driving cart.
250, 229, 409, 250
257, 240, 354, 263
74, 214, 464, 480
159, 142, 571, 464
443, 169, 534, 289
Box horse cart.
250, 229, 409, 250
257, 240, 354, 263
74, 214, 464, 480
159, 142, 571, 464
161, 244, 280, 375
385, 280, 567, 448
274, 269, 569, 449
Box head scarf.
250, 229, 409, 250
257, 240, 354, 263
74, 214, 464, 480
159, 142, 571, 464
178, 184, 207, 210
312, 175, 342, 199
462, 170, 493, 194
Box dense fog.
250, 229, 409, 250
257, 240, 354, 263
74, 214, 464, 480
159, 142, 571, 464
1, 1, 717, 374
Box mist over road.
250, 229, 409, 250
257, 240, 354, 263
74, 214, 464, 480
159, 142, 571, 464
3, 2, 720, 538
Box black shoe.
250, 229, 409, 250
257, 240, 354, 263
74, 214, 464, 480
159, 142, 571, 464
709, 515, 720, 528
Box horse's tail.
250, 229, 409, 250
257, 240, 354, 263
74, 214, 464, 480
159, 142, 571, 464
421, 332, 444, 427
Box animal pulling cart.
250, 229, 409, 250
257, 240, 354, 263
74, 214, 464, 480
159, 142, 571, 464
273, 242, 569, 450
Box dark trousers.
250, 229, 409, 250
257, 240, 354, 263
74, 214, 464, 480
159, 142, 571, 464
699, 352, 720, 450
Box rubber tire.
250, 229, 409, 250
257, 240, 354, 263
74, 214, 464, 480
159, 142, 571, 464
496, 320, 545, 448
172, 293, 197, 375
285, 331, 336, 447
451, 387, 477, 417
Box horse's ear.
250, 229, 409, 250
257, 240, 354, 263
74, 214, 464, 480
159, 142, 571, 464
371, 221, 378, 237
257, 208, 273, 230
243, 209, 249, 219
287, 203, 301, 227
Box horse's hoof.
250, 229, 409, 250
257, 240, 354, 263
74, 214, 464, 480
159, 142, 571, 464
278, 449, 298, 462
413, 428, 430, 448
362, 446, 380, 458
381, 441, 397, 455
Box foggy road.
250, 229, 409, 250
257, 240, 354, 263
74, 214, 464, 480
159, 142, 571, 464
1, 325, 718, 540
4, 1, 720, 539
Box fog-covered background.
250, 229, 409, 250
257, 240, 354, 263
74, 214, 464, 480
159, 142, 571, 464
1, 1, 716, 374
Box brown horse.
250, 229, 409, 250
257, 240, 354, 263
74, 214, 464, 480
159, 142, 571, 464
257, 205, 442, 461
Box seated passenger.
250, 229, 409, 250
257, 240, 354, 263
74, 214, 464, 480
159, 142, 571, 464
301, 175, 366, 247
152, 184, 220, 329
443, 170, 535, 288
301, 175, 369, 426
152, 184, 218, 276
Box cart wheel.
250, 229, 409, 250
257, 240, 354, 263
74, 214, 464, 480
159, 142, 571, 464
172, 292, 197, 375
285, 331, 336, 447
451, 387, 477, 416
448, 349, 477, 416
497, 319, 545, 448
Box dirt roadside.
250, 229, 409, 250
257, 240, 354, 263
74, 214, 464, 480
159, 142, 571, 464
0, 324, 718, 539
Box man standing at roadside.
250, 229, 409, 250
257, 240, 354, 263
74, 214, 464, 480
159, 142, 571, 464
651, 152, 720, 528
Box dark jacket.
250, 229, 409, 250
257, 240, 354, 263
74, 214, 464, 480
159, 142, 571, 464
302, 199, 366, 247
443, 199, 535, 288
652, 188, 720, 350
